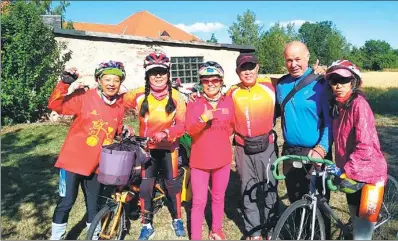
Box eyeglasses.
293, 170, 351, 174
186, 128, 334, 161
201, 78, 222, 85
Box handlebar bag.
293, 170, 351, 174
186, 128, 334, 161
98, 142, 149, 185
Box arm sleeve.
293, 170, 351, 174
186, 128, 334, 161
47, 81, 85, 115
317, 81, 332, 151
274, 83, 281, 119
344, 100, 376, 178
115, 108, 126, 137
225, 86, 234, 97
185, 101, 207, 136
230, 100, 236, 134
122, 89, 138, 109
168, 92, 187, 141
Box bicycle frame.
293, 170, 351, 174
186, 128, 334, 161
96, 182, 167, 239
272, 155, 348, 240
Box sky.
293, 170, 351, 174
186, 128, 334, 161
64, 1, 398, 49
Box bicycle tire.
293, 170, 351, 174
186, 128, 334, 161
86, 202, 125, 240
272, 199, 326, 240
373, 174, 398, 240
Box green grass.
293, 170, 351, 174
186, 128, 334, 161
1, 88, 397, 240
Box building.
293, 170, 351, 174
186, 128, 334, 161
46, 11, 255, 90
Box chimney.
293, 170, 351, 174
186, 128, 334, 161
41, 15, 62, 29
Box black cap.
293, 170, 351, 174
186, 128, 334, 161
236, 53, 258, 68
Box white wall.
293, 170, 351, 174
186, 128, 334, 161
56, 37, 243, 91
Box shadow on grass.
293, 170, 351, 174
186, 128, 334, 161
222, 170, 288, 239
364, 87, 398, 176
0, 124, 85, 239
1, 130, 59, 239
377, 125, 398, 178
365, 87, 398, 115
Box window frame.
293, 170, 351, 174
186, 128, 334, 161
170, 56, 204, 84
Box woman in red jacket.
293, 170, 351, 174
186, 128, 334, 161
325, 60, 387, 240
48, 61, 128, 240
185, 61, 235, 240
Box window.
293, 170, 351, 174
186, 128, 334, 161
171, 56, 203, 84
160, 31, 170, 37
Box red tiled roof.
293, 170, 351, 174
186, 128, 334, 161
72, 10, 201, 42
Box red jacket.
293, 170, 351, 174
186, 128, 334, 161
333, 95, 387, 184
185, 95, 235, 169
48, 82, 125, 176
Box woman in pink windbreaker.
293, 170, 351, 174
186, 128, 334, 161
325, 59, 387, 240
185, 61, 235, 240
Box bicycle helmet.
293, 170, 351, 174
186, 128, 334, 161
198, 61, 224, 79
94, 60, 126, 82
325, 60, 361, 81
144, 51, 171, 72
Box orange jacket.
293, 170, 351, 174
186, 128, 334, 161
226, 77, 275, 145
48, 82, 125, 176
123, 87, 186, 150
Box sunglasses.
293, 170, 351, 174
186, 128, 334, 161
201, 78, 222, 85
328, 74, 353, 86
148, 68, 168, 76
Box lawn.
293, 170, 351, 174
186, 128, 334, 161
1, 86, 398, 240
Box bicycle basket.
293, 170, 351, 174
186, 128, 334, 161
98, 141, 148, 186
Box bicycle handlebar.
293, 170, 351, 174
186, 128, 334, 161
122, 135, 150, 150
271, 155, 338, 191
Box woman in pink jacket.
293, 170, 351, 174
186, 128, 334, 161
325, 60, 387, 240
185, 61, 235, 240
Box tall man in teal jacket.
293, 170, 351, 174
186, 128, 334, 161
276, 41, 333, 237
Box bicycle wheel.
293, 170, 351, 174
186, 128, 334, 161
86, 202, 125, 240
373, 174, 398, 240
272, 199, 326, 240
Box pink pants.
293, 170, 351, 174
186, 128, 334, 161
190, 164, 231, 240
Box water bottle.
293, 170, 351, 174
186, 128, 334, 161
358, 182, 384, 222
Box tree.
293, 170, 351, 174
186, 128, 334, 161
1, 1, 71, 124
228, 10, 262, 46
345, 46, 366, 69
257, 22, 299, 74
361, 40, 398, 70
299, 21, 350, 65
206, 33, 218, 43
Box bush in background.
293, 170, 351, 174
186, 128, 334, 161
1, 1, 71, 125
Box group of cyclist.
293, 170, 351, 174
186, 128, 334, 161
48, 40, 387, 240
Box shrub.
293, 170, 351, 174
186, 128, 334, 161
1, 1, 71, 125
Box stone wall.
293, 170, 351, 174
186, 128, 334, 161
55, 36, 243, 91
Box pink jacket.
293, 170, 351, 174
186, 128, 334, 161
333, 95, 387, 184
185, 95, 235, 170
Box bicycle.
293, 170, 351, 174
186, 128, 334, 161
86, 136, 190, 240
270, 155, 398, 240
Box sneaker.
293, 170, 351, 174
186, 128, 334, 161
209, 230, 226, 240
171, 219, 186, 237
138, 226, 155, 240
